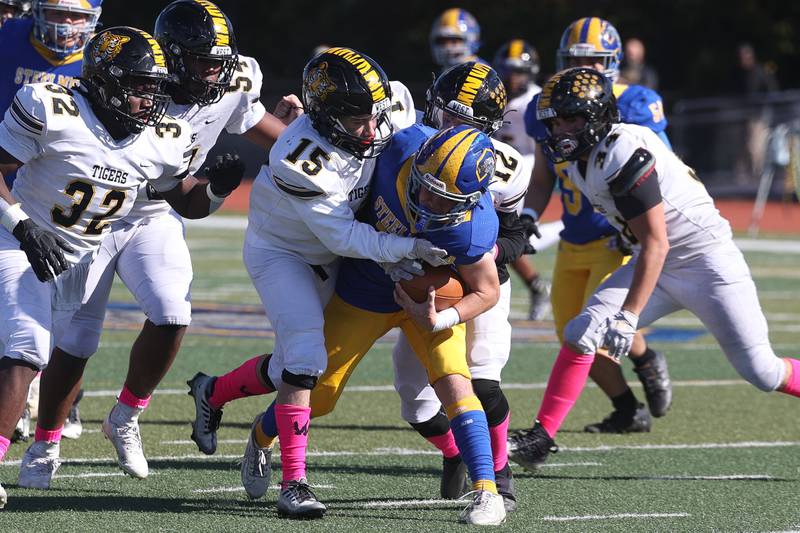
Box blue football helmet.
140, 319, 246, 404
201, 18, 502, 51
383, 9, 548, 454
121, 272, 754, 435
556, 17, 622, 82
429, 8, 480, 70
407, 124, 495, 232
33, 0, 102, 56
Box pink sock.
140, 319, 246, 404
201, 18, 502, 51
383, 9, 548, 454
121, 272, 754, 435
780, 358, 800, 397
0, 434, 9, 462
208, 355, 271, 410
489, 412, 510, 471
275, 403, 311, 483
35, 425, 63, 443
427, 430, 460, 459
119, 385, 150, 409
536, 344, 596, 437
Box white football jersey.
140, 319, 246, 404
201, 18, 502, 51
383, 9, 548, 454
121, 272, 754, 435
495, 83, 539, 158
0, 83, 192, 263
247, 114, 414, 265
566, 123, 733, 261
127, 55, 267, 221
488, 138, 530, 214
389, 80, 416, 130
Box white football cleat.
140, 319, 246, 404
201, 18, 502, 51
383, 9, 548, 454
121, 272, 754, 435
1, 481, 7, 509
241, 415, 272, 499
458, 490, 507, 526
18, 441, 61, 489
277, 479, 326, 519
102, 403, 148, 479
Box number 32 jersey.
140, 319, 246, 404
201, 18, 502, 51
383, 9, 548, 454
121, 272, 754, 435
0, 83, 192, 263
247, 114, 415, 266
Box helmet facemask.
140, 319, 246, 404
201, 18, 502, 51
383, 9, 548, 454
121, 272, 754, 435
541, 111, 615, 163
312, 97, 394, 159
557, 46, 620, 82
406, 163, 482, 232
33, 1, 100, 56
168, 43, 238, 106
89, 70, 172, 134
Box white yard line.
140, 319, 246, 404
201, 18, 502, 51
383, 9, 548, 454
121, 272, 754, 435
542, 512, 690, 522
194, 484, 335, 494
54, 472, 127, 479
362, 499, 465, 508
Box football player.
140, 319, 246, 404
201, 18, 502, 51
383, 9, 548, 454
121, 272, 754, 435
191, 47, 448, 518
0, 25, 242, 509
508, 67, 800, 471
512, 17, 672, 437
429, 8, 483, 73
0, 0, 30, 27
243, 125, 506, 525
390, 62, 530, 511
491, 39, 550, 321
16, 0, 294, 488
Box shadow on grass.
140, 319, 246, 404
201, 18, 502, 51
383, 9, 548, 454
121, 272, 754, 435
514, 471, 796, 482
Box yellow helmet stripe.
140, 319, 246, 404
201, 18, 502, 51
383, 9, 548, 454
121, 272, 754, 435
417, 128, 481, 195
569, 17, 588, 45
455, 62, 491, 107
586, 17, 603, 50
508, 39, 524, 59
442, 8, 460, 29
326, 47, 387, 103
133, 29, 167, 68
194, 0, 230, 47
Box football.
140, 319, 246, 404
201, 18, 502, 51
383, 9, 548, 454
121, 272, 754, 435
399, 265, 469, 311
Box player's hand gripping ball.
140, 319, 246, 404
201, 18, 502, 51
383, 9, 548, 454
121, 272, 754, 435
398, 264, 468, 311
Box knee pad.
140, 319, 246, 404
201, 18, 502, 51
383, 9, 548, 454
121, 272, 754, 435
471, 379, 509, 426
258, 354, 275, 390
563, 313, 599, 354
409, 409, 451, 438
281, 369, 318, 390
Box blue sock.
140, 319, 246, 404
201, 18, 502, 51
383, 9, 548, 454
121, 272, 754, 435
447, 398, 495, 488
260, 400, 278, 437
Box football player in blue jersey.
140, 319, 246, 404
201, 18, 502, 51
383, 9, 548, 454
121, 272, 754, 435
0, 1, 30, 27
239, 125, 508, 525
510, 17, 673, 441
429, 8, 484, 73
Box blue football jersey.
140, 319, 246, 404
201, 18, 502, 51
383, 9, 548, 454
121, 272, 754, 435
523, 83, 671, 244
336, 124, 499, 313
0, 18, 83, 187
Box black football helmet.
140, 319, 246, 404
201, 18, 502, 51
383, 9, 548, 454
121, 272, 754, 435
536, 67, 619, 162
81, 27, 173, 134
154, 0, 238, 106
492, 39, 540, 94
422, 61, 506, 136
302, 47, 393, 159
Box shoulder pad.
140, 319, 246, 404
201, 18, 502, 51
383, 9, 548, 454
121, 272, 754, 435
154, 117, 192, 141
523, 93, 548, 142
608, 147, 655, 197
616, 84, 667, 132
7, 83, 80, 137
388, 80, 416, 130
489, 139, 529, 212
384, 123, 434, 165
228, 55, 264, 96
270, 132, 338, 199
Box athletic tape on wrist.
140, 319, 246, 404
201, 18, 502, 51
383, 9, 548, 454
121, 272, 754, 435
0, 202, 29, 233
205, 183, 226, 214
432, 306, 461, 332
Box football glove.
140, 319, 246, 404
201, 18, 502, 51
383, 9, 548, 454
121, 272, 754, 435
12, 219, 74, 282
206, 153, 245, 198
602, 309, 638, 359
411, 239, 449, 267
380, 259, 424, 282
520, 208, 541, 239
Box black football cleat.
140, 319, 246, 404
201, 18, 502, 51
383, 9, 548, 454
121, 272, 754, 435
507, 421, 558, 472
495, 463, 517, 512
440, 454, 470, 499
633, 349, 672, 417
584, 403, 652, 433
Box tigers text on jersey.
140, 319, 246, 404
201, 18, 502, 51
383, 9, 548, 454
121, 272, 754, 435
524, 83, 670, 244
0, 83, 192, 263
0, 18, 82, 116
488, 137, 530, 214
335, 124, 499, 313
566, 123, 732, 261
494, 82, 539, 158
247, 114, 416, 266
127, 55, 267, 222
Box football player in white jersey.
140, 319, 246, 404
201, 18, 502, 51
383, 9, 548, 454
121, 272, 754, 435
16, 0, 294, 488
491, 39, 551, 320
509, 68, 800, 471
0, 25, 242, 509
190, 47, 448, 518
390, 62, 530, 511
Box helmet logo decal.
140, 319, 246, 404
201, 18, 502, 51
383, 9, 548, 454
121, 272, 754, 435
195, 0, 230, 47
306, 61, 337, 102
475, 148, 495, 184
572, 71, 603, 99
456, 62, 491, 107
327, 47, 387, 103
93, 32, 131, 64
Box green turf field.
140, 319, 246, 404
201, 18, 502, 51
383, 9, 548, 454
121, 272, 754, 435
2, 218, 799, 532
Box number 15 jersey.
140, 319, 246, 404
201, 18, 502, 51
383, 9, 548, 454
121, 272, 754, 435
0, 83, 192, 263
